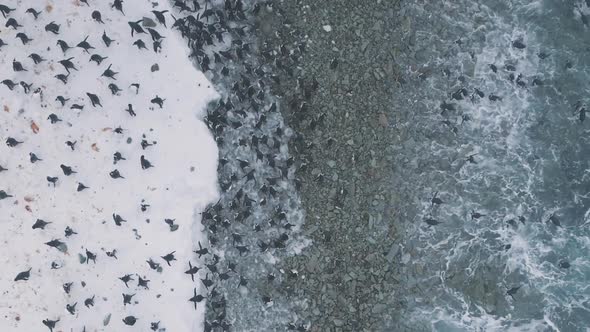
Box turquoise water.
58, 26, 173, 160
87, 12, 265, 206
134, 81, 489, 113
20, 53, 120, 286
393, 0, 590, 330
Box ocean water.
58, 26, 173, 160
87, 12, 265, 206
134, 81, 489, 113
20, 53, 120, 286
392, 0, 590, 331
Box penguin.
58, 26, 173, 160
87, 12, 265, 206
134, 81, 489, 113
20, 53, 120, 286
14, 268, 31, 281
32, 219, 51, 230
56, 40, 71, 53
112, 0, 124, 15
86, 92, 102, 107
133, 39, 148, 50
112, 213, 126, 226
25, 8, 42, 19
119, 274, 134, 287
194, 241, 208, 257
184, 262, 200, 281
58, 57, 77, 73
128, 20, 146, 36
101, 64, 118, 79
108, 83, 122, 95
12, 59, 27, 72
60, 164, 76, 176
76, 36, 95, 53
140, 155, 153, 169
84, 295, 95, 307
90, 54, 108, 65
161, 251, 176, 266
42, 319, 59, 332
29, 153, 42, 163
151, 10, 168, 27
45, 21, 60, 34
102, 31, 115, 47
122, 316, 137, 326
15, 32, 33, 45
189, 288, 204, 309
6, 137, 23, 147
122, 293, 135, 306
150, 95, 165, 108
91, 10, 104, 24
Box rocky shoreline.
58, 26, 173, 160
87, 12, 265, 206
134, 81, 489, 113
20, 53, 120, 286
262, 1, 417, 331
181, 0, 420, 330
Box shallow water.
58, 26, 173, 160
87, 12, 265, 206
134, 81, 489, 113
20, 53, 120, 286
391, 0, 590, 330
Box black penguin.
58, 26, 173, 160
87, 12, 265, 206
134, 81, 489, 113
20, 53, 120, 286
48, 114, 62, 124
15, 32, 33, 45
133, 39, 147, 50
506, 285, 521, 300
112, 213, 126, 226
112, 0, 124, 14
125, 104, 136, 116
84, 295, 95, 307
30, 153, 42, 163
146, 28, 164, 41
6, 137, 23, 147
0, 4, 15, 18
150, 95, 164, 108
62, 282, 73, 294
56, 40, 71, 53
184, 262, 200, 281
151, 10, 168, 27
119, 274, 134, 287
161, 251, 176, 266
189, 288, 204, 309
137, 276, 150, 289
77, 183, 88, 192
45, 21, 60, 34
5, 17, 22, 29
108, 83, 122, 95
58, 57, 77, 73
32, 219, 51, 229
109, 169, 124, 179
194, 241, 208, 257
14, 268, 31, 281
76, 36, 95, 53
90, 54, 108, 65
60, 164, 76, 176
102, 31, 115, 47
55, 73, 70, 84
128, 20, 145, 36
66, 302, 77, 315
101, 64, 118, 79
46, 176, 58, 186
86, 92, 102, 107
29, 53, 45, 64
122, 293, 135, 306
123, 316, 137, 326
42, 318, 59, 332
113, 152, 126, 164
140, 155, 153, 169
91, 10, 104, 24
12, 59, 27, 72
1, 79, 17, 90
25, 8, 41, 19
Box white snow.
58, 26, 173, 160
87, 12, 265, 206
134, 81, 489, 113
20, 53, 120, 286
0, 1, 219, 331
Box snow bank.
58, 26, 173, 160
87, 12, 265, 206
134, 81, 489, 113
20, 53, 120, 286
0, 0, 218, 331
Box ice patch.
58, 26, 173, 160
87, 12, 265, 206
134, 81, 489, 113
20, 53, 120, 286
0, 1, 218, 331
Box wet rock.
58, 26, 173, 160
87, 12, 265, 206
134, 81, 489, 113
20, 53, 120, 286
372, 303, 387, 314
141, 17, 156, 27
